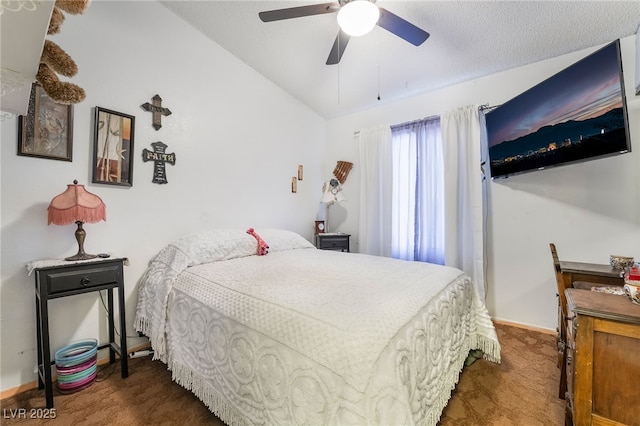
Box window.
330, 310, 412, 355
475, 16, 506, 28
390, 117, 445, 264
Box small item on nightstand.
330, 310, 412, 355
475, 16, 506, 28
97, 253, 110, 258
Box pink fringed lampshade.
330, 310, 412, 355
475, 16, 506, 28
47, 180, 106, 261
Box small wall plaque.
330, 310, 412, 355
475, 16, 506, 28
142, 141, 175, 184
141, 94, 172, 131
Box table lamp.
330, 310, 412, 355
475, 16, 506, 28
320, 161, 352, 233
47, 180, 106, 261
321, 178, 346, 233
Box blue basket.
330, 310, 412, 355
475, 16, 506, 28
54, 339, 98, 394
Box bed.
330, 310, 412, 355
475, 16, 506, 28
134, 229, 500, 425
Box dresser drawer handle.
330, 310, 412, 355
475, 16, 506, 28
80, 277, 91, 286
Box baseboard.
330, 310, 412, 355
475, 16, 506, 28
493, 319, 556, 336
0, 342, 151, 400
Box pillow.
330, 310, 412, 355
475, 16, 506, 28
255, 229, 316, 252
169, 229, 257, 267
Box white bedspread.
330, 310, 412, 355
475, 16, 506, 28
135, 230, 500, 425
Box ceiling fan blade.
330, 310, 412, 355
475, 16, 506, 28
326, 30, 350, 65
377, 7, 430, 46
259, 2, 339, 22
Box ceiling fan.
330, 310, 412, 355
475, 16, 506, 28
258, 0, 430, 65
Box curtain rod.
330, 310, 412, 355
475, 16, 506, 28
479, 103, 501, 111
390, 114, 440, 131
353, 114, 440, 136
353, 105, 500, 136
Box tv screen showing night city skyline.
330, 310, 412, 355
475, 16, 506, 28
485, 40, 631, 179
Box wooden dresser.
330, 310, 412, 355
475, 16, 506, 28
565, 289, 640, 426
552, 255, 624, 401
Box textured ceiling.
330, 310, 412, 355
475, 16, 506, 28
160, 1, 640, 119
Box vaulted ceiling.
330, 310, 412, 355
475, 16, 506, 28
161, 1, 638, 119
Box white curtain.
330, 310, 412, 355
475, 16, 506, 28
391, 118, 444, 263
441, 105, 487, 300
358, 124, 393, 257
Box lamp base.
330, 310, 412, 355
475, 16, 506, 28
64, 221, 97, 261
65, 253, 97, 261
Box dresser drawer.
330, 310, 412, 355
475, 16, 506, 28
43, 263, 122, 295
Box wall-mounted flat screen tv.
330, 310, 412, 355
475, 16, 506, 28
485, 39, 631, 179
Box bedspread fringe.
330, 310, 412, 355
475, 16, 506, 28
428, 331, 500, 425
473, 332, 501, 364
170, 360, 251, 426
156, 332, 499, 426
134, 315, 150, 336
134, 316, 167, 363
430, 367, 463, 426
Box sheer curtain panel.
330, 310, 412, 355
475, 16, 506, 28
391, 118, 444, 263
441, 106, 487, 300
358, 125, 393, 257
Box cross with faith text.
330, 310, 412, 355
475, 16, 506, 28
142, 141, 176, 184
141, 94, 172, 130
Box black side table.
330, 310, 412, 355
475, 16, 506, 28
316, 233, 350, 252
29, 257, 129, 408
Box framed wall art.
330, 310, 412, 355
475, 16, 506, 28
92, 107, 135, 187
18, 83, 73, 161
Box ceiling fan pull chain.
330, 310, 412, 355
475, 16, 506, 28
377, 39, 381, 101
377, 64, 381, 101
337, 48, 341, 105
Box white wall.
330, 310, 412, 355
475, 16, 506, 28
326, 35, 640, 331
0, 1, 326, 392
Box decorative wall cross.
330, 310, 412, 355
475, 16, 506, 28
142, 141, 176, 184
140, 94, 172, 130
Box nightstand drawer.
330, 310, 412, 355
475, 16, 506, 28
319, 237, 348, 249
316, 234, 350, 252
44, 263, 122, 295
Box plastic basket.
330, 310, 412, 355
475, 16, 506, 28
54, 339, 98, 394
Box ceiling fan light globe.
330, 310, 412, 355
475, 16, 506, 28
337, 1, 380, 37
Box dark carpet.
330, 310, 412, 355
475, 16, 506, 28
1, 323, 564, 425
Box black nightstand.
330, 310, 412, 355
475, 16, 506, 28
29, 257, 129, 408
316, 233, 350, 252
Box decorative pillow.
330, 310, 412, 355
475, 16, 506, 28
255, 229, 316, 252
